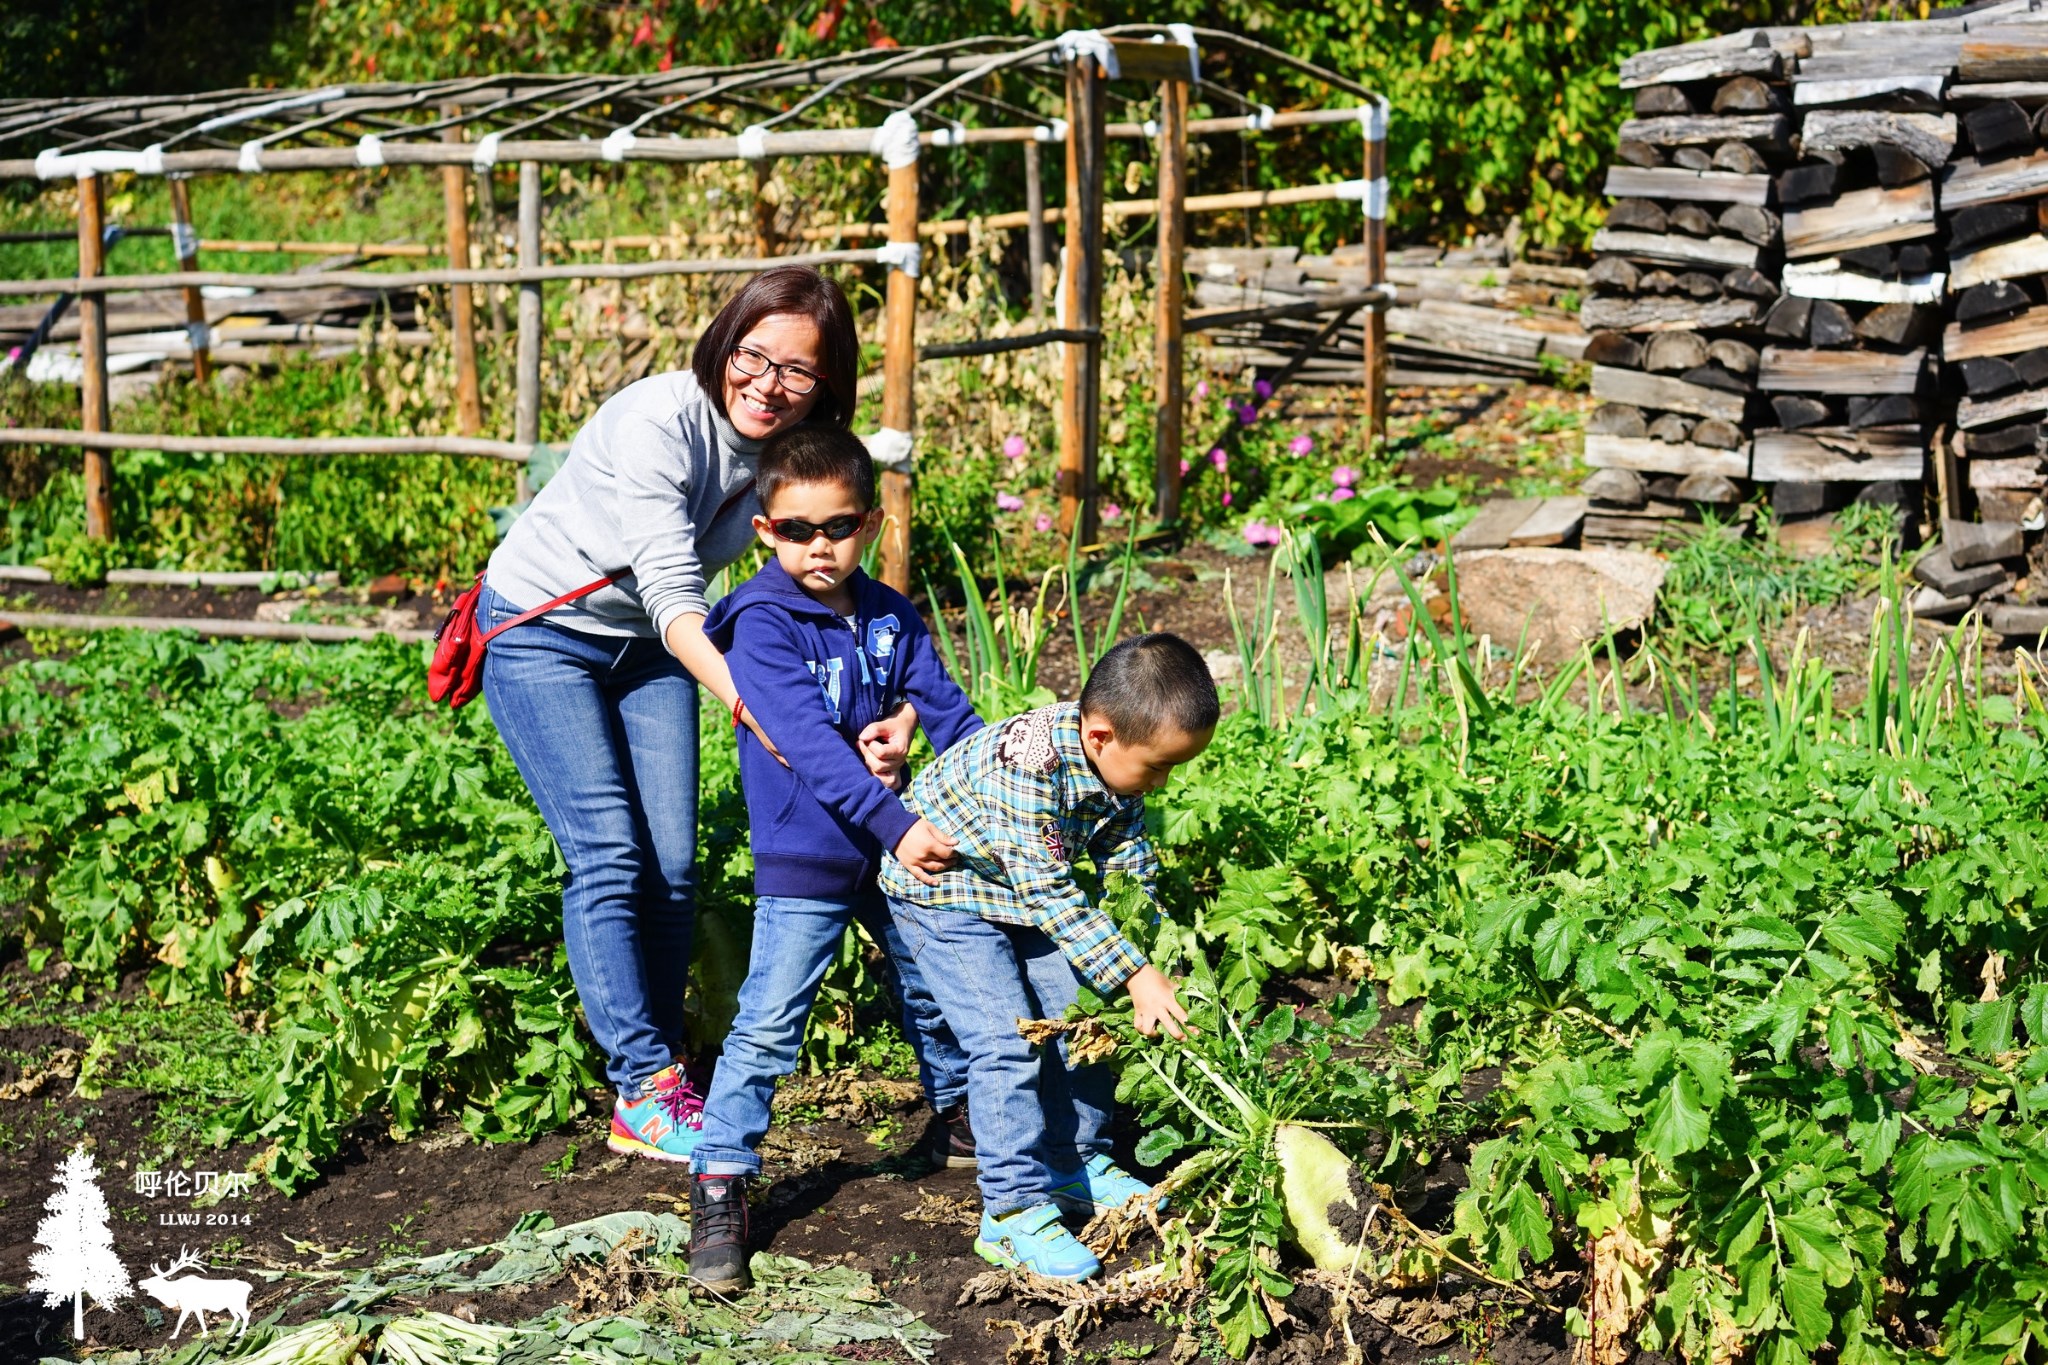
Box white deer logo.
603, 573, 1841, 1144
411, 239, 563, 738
138, 1247, 251, 1340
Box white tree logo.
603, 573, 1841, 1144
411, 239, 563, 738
27, 1143, 133, 1340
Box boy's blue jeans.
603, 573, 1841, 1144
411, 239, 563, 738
883, 895, 1115, 1217
692, 891, 969, 1177
478, 581, 698, 1096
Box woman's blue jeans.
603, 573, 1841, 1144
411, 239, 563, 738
479, 581, 697, 1095
691, 891, 969, 1178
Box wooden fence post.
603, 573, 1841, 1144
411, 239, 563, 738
1059, 54, 1107, 544
878, 151, 920, 594
1153, 80, 1189, 526
475, 163, 508, 343
76, 173, 113, 541
1361, 102, 1388, 453
515, 160, 543, 503
442, 110, 483, 436
1023, 139, 1047, 323
165, 177, 211, 385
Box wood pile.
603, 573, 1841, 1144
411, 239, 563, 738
1572, 2, 2048, 593
1190, 239, 1587, 387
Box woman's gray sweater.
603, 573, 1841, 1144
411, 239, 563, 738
486, 369, 763, 640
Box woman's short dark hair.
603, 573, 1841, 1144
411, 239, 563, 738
691, 265, 860, 429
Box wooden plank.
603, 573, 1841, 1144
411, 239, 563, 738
1950, 234, 2048, 290
1058, 55, 1107, 546
1799, 110, 1957, 168
1958, 388, 2048, 429
77, 174, 111, 542
1757, 348, 1928, 395
1940, 149, 2048, 212
1384, 307, 1544, 359
1579, 296, 1760, 334
1961, 30, 2048, 82
1619, 39, 1782, 89
1450, 496, 1544, 551
1752, 430, 1926, 481
1943, 304, 2048, 360
1951, 81, 2048, 99
1781, 183, 1937, 260
1793, 75, 1948, 106
1968, 455, 2048, 490
1601, 166, 1771, 205
1587, 229, 1760, 270
1614, 114, 1791, 147
1583, 434, 1751, 478
1506, 496, 1589, 547
1153, 79, 1187, 524
1591, 366, 1748, 422
1796, 41, 1963, 77
1783, 260, 1946, 304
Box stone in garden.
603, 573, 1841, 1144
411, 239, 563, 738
1450, 548, 1667, 665
1990, 602, 2048, 638
1942, 517, 2025, 569
1202, 649, 1242, 684
1909, 585, 1974, 619
1914, 546, 2010, 599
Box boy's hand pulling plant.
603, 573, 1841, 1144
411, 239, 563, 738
1125, 964, 1189, 1039
893, 817, 959, 885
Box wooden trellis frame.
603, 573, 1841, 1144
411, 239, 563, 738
0, 27, 1391, 591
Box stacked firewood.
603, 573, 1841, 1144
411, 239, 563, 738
1189, 240, 1587, 388
1577, 63, 1793, 548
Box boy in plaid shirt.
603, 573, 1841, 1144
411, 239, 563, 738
881, 633, 1219, 1280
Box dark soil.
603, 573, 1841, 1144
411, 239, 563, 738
0, 948, 1573, 1365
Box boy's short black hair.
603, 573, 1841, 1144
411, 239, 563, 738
1078, 633, 1220, 744
757, 424, 877, 514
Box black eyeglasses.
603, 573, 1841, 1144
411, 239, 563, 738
729, 345, 822, 396
767, 514, 868, 543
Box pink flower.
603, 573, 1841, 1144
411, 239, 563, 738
1253, 379, 1273, 400
1210, 448, 1228, 470
996, 492, 1024, 512
1330, 486, 1356, 502
1179, 459, 1191, 476
1332, 465, 1357, 488
1035, 513, 1053, 532
1221, 491, 1233, 507
1102, 502, 1123, 523
1241, 519, 1284, 548
1289, 434, 1315, 457
1002, 435, 1027, 460
1195, 380, 1210, 399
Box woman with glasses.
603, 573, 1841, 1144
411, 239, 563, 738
477, 265, 916, 1162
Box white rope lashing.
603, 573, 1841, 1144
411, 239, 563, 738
1055, 30, 1121, 78
1033, 120, 1069, 144
1245, 105, 1276, 133
736, 125, 771, 161
1359, 102, 1388, 143
870, 111, 921, 169
873, 240, 922, 278
600, 128, 637, 163
354, 135, 385, 168
1334, 177, 1388, 220
169, 222, 200, 260
864, 427, 914, 473
470, 133, 502, 170
238, 141, 265, 174
33, 146, 166, 180
1165, 23, 1201, 84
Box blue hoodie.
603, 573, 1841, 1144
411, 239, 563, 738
704, 560, 984, 899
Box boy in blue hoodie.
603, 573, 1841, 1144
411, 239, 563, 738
690, 424, 984, 1295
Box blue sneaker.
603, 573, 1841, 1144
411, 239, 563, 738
1049, 1153, 1159, 1219
607, 1063, 704, 1163
973, 1204, 1101, 1280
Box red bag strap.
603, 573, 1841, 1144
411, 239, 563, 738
479, 574, 619, 644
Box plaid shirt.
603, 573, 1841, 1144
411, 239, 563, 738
881, 702, 1157, 993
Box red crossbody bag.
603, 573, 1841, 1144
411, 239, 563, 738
427, 572, 617, 709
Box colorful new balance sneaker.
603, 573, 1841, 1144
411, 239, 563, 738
973, 1204, 1101, 1280
931, 1101, 977, 1170
1048, 1153, 1159, 1219
607, 1063, 703, 1163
